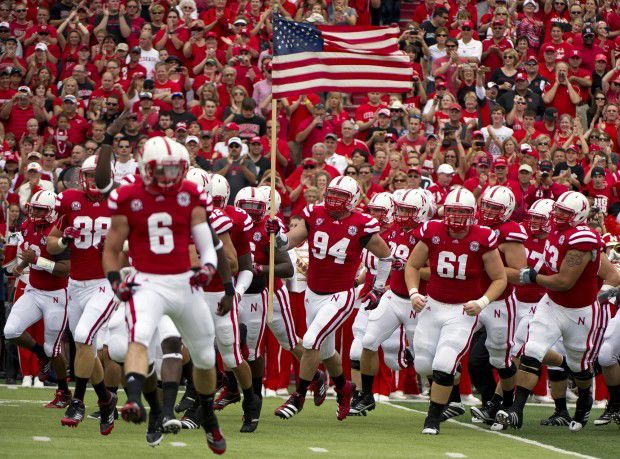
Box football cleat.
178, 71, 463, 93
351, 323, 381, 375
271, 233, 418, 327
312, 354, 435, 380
99, 392, 117, 435
541, 410, 572, 426
569, 393, 593, 432
61, 399, 86, 427
37, 357, 52, 382
87, 410, 101, 420
348, 392, 375, 417
489, 422, 509, 431
422, 416, 440, 435
240, 395, 262, 433
206, 427, 226, 455
213, 388, 241, 411
594, 403, 619, 426
120, 400, 147, 424
162, 415, 182, 434
335, 381, 355, 421
470, 399, 501, 425
180, 401, 201, 430
495, 408, 523, 429
275, 392, 305, 419
146, 410, 163, 447
310, 370, 328, 406
175, 387, 197, 413
440, 402, 465, 422
45, 389, 72, 409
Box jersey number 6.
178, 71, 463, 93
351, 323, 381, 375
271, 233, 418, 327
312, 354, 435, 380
437, 250, 468, 280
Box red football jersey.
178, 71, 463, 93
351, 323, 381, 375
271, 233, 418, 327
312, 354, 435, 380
387, 223, 426, 298
204, 207, 233, 293
224, 204, 252, 260
544, 226, 603, 308
515, 235, 547, 303
56, 189, 111, 281
416, 220, 499, 304
108, 180, 212, 275
246, 215, 286, 294
481, 220, 528, 301
21, 220, 69, 291
302, 204, 380, 293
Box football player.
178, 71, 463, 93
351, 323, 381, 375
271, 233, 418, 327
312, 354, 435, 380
103, 137, 232, 454
406, 188, 507, 435
3, 191, 72, 409
268, 176, 392, 420
353, 189, 434, 416
469, 186, 528, 425
47, 155, 118, 434
497, 191, 620, 432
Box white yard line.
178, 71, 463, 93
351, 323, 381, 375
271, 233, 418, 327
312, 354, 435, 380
445, 453, 467, 458
308, 447, 329, 453
170, 442, 187, 447
384, 402, 599, 459
32, 436, 51, 442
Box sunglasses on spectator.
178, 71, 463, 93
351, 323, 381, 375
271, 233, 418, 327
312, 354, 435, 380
538, 141, 549, 146
595, 97, 606, 101
107, 102, 119, 106
436, 34, 448, 37
303, 164, 315, 170
345, 170, 357, 175
15, 9, 27, 13
571, 10, 582, 14
516, 101, 526, 105
446, 45, 457, 49
462, 27, 472, 31
359, 170, 370, 175
393, 179, 407, 183
43, 153, 55, 158
407, 173, 420, 178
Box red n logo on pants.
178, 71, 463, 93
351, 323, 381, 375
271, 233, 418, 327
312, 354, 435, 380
578, 317, 585, 326
251, 303, 258, 312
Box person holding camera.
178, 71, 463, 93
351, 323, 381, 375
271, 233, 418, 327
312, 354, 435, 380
524, 160, 569, 206
542, 62, 582, 118
213, 137, 258, 203
295, 103, 336, 159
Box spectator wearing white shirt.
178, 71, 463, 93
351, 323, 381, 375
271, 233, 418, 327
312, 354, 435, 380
457, 20, 482, 63
323, 133, 348, 175
18, 162, 53, 213
113, 137, 139, 182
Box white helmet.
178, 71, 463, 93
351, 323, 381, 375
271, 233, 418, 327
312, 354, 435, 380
552, 191, 590, 228
79, 155, 102, 199
367, 192, 395, 224
258, 185, 282, 214
186, 167, 211, 191
27, 190, 57, 224
443, 188, 477, 231
210, 174, 230, 208
419, 188, 436, 219
479, 185, 516, 225
392, 189, 409, 203
524, 198, 554, 236
234, 186, 268, 221
324, 176, 361, 215
139, 136, 188, 191
395, 188, 432, 225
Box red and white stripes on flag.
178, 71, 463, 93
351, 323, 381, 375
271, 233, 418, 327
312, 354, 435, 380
272, 24, 413, 98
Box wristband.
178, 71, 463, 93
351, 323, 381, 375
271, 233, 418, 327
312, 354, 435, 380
58, 238, 68, 249
223, 282, 235, 297
35, 257, 55, 273
408, 288, 419, 298
107, 271, 122, 287
477, 295, 490, 310
529, 269, 538, 284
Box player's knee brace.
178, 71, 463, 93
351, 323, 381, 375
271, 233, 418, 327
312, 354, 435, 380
350, 359, 360, 371
497, 363, 517, 379
162, 353, 183, 361
547, 368, 567, 382
432, 370, 455, 387
519, 355, 542, 376
572, 369, 593, 382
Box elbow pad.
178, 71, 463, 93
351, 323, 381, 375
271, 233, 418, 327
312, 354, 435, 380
235, 269, 254, 297
373, 257, 392, 290
191, 222, 218, 269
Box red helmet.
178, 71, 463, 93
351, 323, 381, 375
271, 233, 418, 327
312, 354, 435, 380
139, 137, 189, 192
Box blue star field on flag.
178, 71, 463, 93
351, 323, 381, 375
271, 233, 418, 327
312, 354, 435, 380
273, 15, 323, 56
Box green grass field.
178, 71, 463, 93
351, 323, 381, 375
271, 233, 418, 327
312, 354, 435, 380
0, 386, 617, 458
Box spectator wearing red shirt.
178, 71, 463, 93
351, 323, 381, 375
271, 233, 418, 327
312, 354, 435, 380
0, 38, 27, 76
0, 68, 16, 105
525, 160, 569, 205
538, 44, 558, 83
464, 156, 492, 198
357, 162, 385, 208
572, 25, 605, 73
540, 24, 573, 62
0, 87, 46, 140
335, 120, 370, 158
200, 0, 234, 38
397, 114, 426, 153
512, 163, 537, 222
48, 94, 90, 148
597, 104, 620, 152
286, 143, 338, 190
583, 166, 614, 212
354, 91, 386, 140
566, 50, 592, 105
490, 157, 520, 196
481, 19, 514, 73
542, 62, 582, 117
295, 103, 336, 160
412, 0, 435, 24
154, 9, 190, 60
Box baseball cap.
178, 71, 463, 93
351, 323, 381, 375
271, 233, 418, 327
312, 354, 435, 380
526, 54, 538, 63
523, 145, 539, 159
437, 164, 455, 175
591, 166, 606, 177
566, 144, 579, 152
449, 103, 462, 111
28, 151, 42, 159
515, 72, 527, 81
426, 133, 438, 139
539, 160, 553, 172
486, 81, 497, 90
523, 0, 539, 11
569, 50, 581, 59
0, 22, 9, 29
35, 43, 48, 52
315, 103, 326, 110
477, 156, 491, 167
4, 151, 20, 163
37, 25, 50, 34
171, 92, 184, 99
544, 107, 558, 119
139, 91, 153, 100
436, 80, 447, 89
324, 132, 338, 140
461, 20, 473, 29
79, 44, 90, 52
205, 58, 217, 66
17, 86, 31, 94
378, 108, 391, 117
225, 122, 240, 131
132, 71, 146, 79
472, 130, 484, 138
175, 122, 188, 132
250, 136, 262, 144
233, 18, 248, 26
493, 158, 508, 168
543, 44, 556, 53
389, 100, 405, 110
27, 162, 42, 172
63, 95, 77, 104
206, 32, 218, 39
595, 54, 608, 63
116, 43, 129, 52
201, 130, 213, 138
130, 46, 142, 54
228, 137, 242, 146
492, 19, 505, 26
583, 26, 595, 36
185, 136, 199, 144
519, 164, 533, 173
407, 166, 422, 175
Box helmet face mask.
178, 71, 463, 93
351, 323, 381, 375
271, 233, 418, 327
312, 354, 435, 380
144, 159, 187, 191
324, 188, 351, 216
394, 204, 419, 225
26, 190, 56, 225
212, 195, 226, 208
444, 205, 475, 231
238, 199, 266, 221
524, 212, 550, 236
551, 204, 575, 229
367, 204, 389, 222
479, 199, 505, 225
79, 169, 102, 199
28, 205, 51, 224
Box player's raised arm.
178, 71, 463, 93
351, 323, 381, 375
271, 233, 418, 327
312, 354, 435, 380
266, 215, 308, 250
95, 144, 115, 194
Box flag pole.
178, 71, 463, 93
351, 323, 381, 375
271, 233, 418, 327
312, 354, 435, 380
267, 97, 277, 324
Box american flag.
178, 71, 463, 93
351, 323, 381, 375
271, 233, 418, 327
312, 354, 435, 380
272, 16, 413, 98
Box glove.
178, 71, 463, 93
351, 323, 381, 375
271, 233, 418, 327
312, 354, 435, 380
519, 268, 538, 284
114, 281, 140, 302
62, 226, 81, 245
252, 263, 264, 276
361, 287, 384, 311
391, 259, 406, 271
265, 218, 281, 235
189, 264, 216, 289
598, 286, 618, 303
